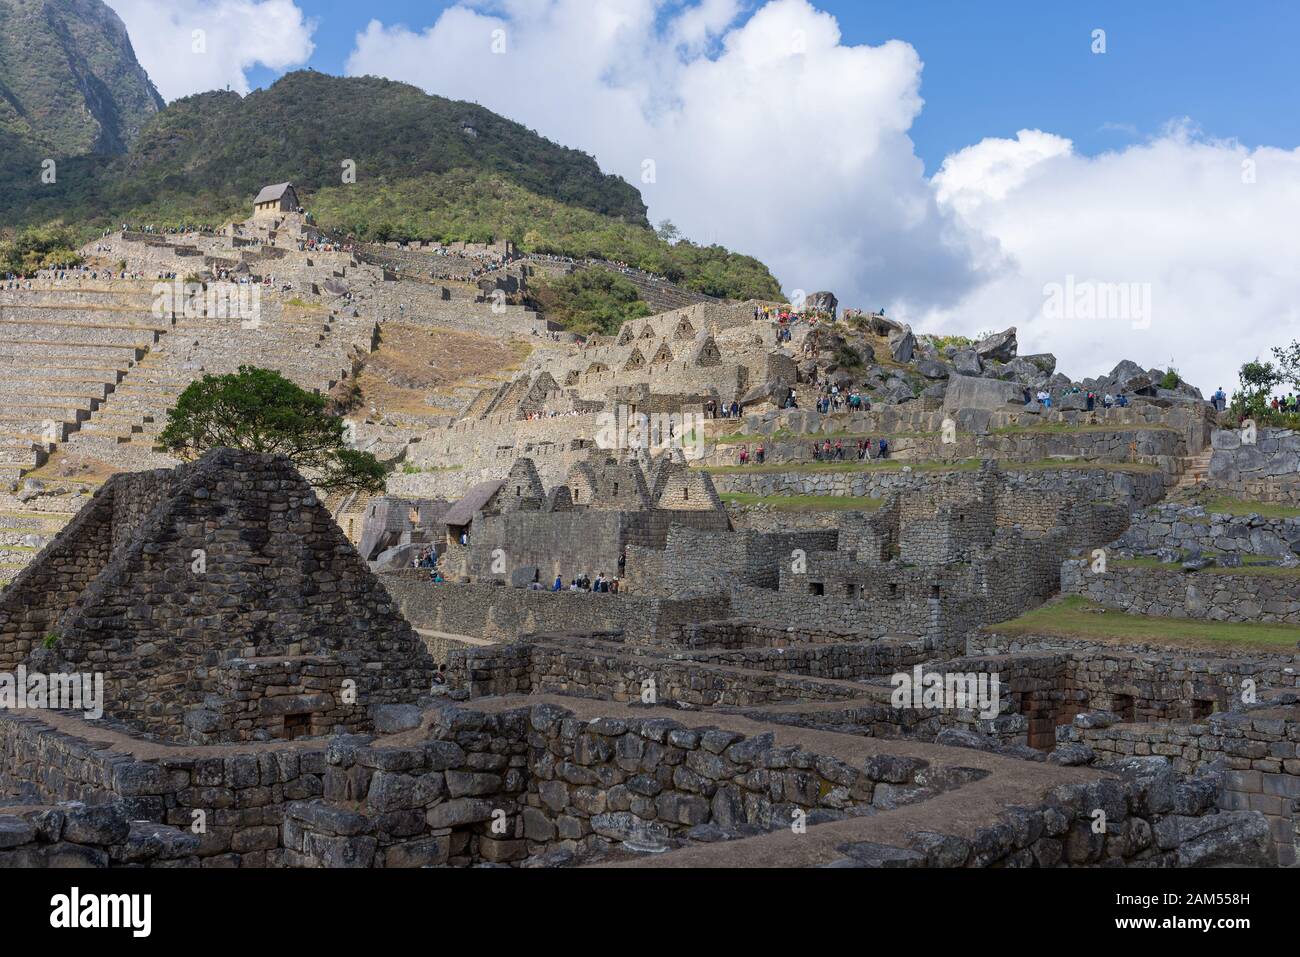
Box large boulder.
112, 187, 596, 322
974, 327, 1017, 363
952, 349, 982, 376
805, 291, 838, 316
867, 314, 904, 337
371, 543, 422, 574
915, 358, 950, 380
943, 374, 1024, 413
889, 326, 916, 363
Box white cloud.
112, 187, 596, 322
345, 0, 984, 313
927, 125, 1300, 394
343, 0, 1300, 396
107, 0, 315, 100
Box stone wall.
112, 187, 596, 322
828, 759, 1274, 868
1114, 503, 1300, 558
1062, 702, 1300, 865
1208, 428, 1300, 503
0, 800, 201, 868
624, 526, 838, 597
1062, 559, 1300, 623
385, 578, 725, 645
711, 464, 1167, 510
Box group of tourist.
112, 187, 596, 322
1026, 386, 1130, 410
810, 438, 889, 461
411, 547, 447, 583
736, 444, 766, 465
299, 238, 351, 254
551, 573, 620, 593
706, 399, 744, 419
814, 385, 870, 414
1269, 394, 1300, 414
115, 223, 216, 236
524, 409, 583, 420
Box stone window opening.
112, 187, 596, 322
1111, 693, 1136, 722
809, 582, 825, 596
888, 583, 900, 598
1190, 699, 1215, 720
930, 585, 941, 599
683, 488, 689, 501
844, 584, 857, 598
283, 713, 311, 740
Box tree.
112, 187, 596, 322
1232, 358, 1281, 419
157, 366, 386, 493
1271, 340, 1300, 391
655, 219, 681, 244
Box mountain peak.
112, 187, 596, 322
0, 0, 164, 156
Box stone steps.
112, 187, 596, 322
0, 510, 70, 533
0, 326, 161, 348
0, 343, 144, 365
1172, 451, 1214, 492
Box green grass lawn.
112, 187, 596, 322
698, 457, 1160, 476
1113, 557, 1300, 578
992, 422, 1180, 436
710, 430, 939, 445
987, 595, 1300, 650
698, 458, 980, 476
721, 493, 883, 511
1196, 494, 1300, 520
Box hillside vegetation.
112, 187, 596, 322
0, 0, 163, 157
1, 71, 782, 300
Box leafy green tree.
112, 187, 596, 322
1231, 358, 1281, 420
527, 270, 652, 336
158, 366, 386, 493
0, 223, 83, 274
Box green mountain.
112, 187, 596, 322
0, 0, 163, 156
1, 64, 782, 300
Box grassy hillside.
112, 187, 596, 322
0, 71, 783, 300
1, 71, 646, 228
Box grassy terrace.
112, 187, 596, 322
1195, 494, 1300, 520
698, 458, 1162, 476
990, 422, 1180, 435
1113, 557, 1300, 578
720, 493, 883, 511
987, 595, 1300, 651
710, 430, 939, 444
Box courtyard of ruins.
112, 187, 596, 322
0, 198, 1297, 870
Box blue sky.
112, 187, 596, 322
117, 0, 1296, 390
244, 0, 1300, 171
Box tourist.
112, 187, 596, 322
756, 443, 765, 465
553, 575, 563, 591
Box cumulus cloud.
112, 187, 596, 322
926, 125, 1300, 394
344, 0, 1298, 395
107, 0, 315, 100
345, 0, 984, 313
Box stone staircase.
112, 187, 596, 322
0, 485, 94, 585
1172, 450, 1214, 493
67, 293, 366, 471
0, 283, 168, 480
